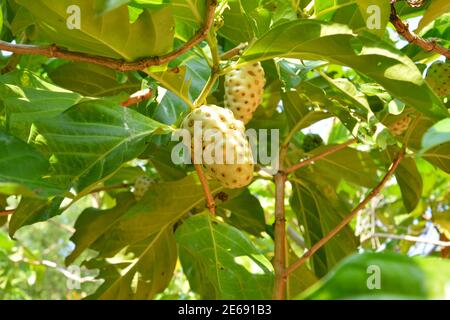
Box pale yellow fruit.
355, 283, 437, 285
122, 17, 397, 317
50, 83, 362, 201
134, 175, 153, 200
224, 62, 266, 124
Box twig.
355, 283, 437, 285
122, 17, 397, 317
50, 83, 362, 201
284, 149, 405, 277
0, 0, 218, 72
0, 210, 14, 217
121, 88, 153, 107
390, 3, 450, 59
374, 233, 450, 247
284, 139, 357, 175
220, 43, 248, 60
287, 225, 306, 248
273, 173, 287, 300
194, 164, 216, 215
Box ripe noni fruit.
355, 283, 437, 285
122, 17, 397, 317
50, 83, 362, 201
224, 62, 266, 124
426, 61, 450, 97
181, 105, 254, 189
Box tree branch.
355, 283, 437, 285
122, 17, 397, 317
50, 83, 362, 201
0, 0, 218, 72
284, 139, 357, 175
284, 149, 405, 277
390, 3, 450, 59
220, 43, 248, 60
194, 164, 216, 215
273, 172, 287, 300
374, 233, 450, 247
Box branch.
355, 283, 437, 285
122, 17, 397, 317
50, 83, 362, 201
0, 0, 218, 72
373, 233, 450, 247
0, 210, 14, 217
273, 173, 287, 300
121, 88, 153, 107
194, 164, 216, 215
390, 3, 450, 59
220, 43, 248, 60
284, 139, 357, 175
285, 149, 405, 276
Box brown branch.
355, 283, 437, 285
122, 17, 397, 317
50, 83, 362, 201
121, 88, 153, 107
273, 172, 287, 300
220, 43, 248, 60
0, 210, 14, 217
284, 149, 405, 277
194, 164, 216, 216
390, 3, 450, 59
284, 139, 357, 175
0, 0, 218, 72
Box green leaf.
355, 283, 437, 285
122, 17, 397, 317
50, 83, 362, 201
422, 143, 450, 174
433, 210, 450, 239
67, 175, 224, 264
219, 189, 266, 237
287, 248, 319, 299
95, 0, 130, 15
300, 252, 450, 299
417, 0, 450, 32
1, 82, 82, 140
86, 226, 177, 300
16, 0, 175, 60
0, 131, 62, 198
240, 20, 448, 120
394, 157, 423, 213
421, 118, 450, 152
9, 197, 64, 237
48, 62, 142, 97
34, 100, 170, 193
176, 213, 274, 299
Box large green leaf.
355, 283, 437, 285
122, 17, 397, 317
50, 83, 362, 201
48, 62, 142, 97
240, 20, 448, 120
86, 226, 177, 300
314, 0, 390, 37
421, 118, 450, 153
66, 175, 224, 264
0, 131, 62, 198
300, 252, 450, 299
9, 197, 64, 237
34, 100, 170, 192
290, 177, 358, 277
176, 213, 274, 299
417, 0, 450, 32
422, 143, 450, 174
394, 157, 422, 213
16, 0, 175, 60
219, 189, 266, 236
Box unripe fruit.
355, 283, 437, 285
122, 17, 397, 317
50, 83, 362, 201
426, 61, 450, 97
388, 115, 412, 136
224, 62, 266, 124
134, 175, 153, 200
181, 105, 254, 189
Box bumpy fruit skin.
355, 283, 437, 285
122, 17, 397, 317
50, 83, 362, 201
302, 134, 324, 152
181, 105, 254, 189
388, 115, 412, 136
134, 175, 153, 200
426, 62, 450, 97
224, 62, 266, 124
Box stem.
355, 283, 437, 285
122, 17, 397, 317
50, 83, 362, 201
273, 172, 287, 300
284, 149, 405, 276
0, 0, 219, 71
285, 139, 357, 175
220, 43, 248, 60
390, 3, 450, 59
194, 164, 216, 215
